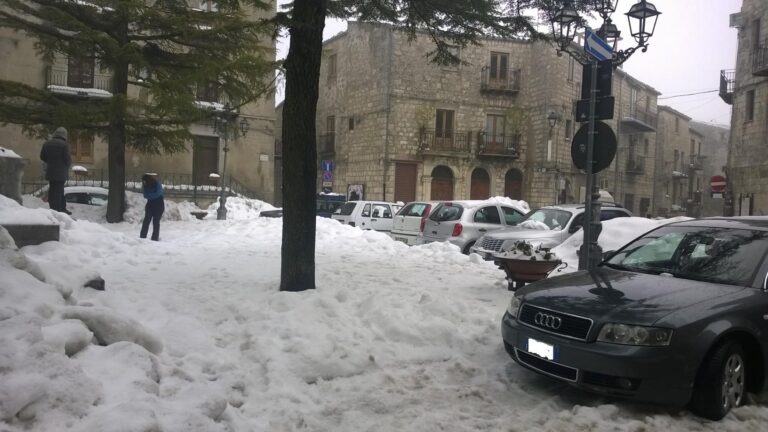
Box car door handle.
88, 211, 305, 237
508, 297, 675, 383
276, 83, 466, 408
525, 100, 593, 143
431, 231, 437, 234
478, 228, 487, 232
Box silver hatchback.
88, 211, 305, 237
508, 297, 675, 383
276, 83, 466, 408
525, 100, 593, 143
419, 199, 528, 254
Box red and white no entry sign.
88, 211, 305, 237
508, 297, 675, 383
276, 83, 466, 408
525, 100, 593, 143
710, 175, 726, 193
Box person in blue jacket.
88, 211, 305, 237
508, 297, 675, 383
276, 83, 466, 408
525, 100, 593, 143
140, 173, 164, 241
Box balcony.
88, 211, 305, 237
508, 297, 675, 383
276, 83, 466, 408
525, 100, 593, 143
318, 133, 335, 154
45, 66, 113, 98
625, 158, 645, 174
753, 42, 768, 76
672, 170, 688, 179
621, 106, 657, 133
418, 129, 471, 155
689, 154, 704, 171
719, 69, 735, 105
477, 133, 520, 159
480, 67, 521, 95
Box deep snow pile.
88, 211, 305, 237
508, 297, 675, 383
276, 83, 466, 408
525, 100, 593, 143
1, 194, 767, 431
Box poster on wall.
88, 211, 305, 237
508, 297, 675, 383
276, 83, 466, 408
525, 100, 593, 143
347, 184, 364, 201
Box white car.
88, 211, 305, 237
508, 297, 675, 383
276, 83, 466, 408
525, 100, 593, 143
390, 201, 440, 245
332, 200, 402, 232
64, 186, 109, 207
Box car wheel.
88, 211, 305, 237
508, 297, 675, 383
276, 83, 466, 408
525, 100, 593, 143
689, 340, 747, 420
462, 241, 475, 255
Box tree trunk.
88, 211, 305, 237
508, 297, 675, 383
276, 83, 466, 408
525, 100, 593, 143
280, 0, 327, 292
106, 27, 129, 223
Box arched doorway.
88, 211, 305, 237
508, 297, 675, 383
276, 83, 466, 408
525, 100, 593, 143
504, 169, 523, 200
430, 165, 454, 200
470, 168, 490, 199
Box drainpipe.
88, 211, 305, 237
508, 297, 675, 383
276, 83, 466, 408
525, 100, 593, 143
382, 28, 394, 201
613, 73, 623, 202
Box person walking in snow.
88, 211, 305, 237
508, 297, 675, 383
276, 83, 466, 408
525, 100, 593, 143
40, 127, 72, 214
140, 173, 165, 241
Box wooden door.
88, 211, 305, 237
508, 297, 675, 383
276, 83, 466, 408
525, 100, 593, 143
395, 163, 417, 203
67, 56, 94, 88
193, 136, 219, 186
504, 169, 523, 200
470, 168, 490, 199
430, 166, 453, 201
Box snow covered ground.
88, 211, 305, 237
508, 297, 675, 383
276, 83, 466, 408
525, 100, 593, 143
1, 194, 767, 431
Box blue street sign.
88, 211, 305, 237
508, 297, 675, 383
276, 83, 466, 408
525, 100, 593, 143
321, 159, 334, 172
584, 29, 613, 62
322, 171, 333, 182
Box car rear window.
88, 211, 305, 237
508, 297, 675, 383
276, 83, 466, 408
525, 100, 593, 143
337, 202, 357, 216
429, 203, 463, 222
398, 203, 432, 217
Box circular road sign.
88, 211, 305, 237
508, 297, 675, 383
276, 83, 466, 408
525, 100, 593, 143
710, 175, 727, 193
571, 121, 617, 173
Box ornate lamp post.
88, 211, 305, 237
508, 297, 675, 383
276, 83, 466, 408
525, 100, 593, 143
550, 0, 660, 269
213, 103, 250, 220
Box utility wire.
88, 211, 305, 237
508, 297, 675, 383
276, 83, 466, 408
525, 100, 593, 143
658, 89, 719, 100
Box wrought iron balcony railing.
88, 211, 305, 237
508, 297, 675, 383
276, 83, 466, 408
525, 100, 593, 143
689, 154, 704, 171
625, 158, 645, 174
418, 129, 471, 154
477, 132, 520, 158
753, 42, 768, 76
719, 69, 735, 105
480, 67, 522, 94
625, 106, 657, 129
45, 66, 113, 97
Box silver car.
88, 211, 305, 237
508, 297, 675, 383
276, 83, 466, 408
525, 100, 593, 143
419, 200, 527, 254
470, 203, 632, 259
390, 201, 441, 246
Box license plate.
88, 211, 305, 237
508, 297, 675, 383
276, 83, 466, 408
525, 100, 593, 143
527, 337, 555, 361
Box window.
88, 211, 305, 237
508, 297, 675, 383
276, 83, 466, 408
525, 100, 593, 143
644, 138, 649, 155
348, 117, 354, 131
630, 88, 638, 116
565, 119, 572, 140
327, 53, 337, 80
337, 202, 356, 216
674, 117, 680, 133
326, 115, 335, 134
746, 90, 755, 122
371, 204, 391, 218
473, 206, 501, 224
501, 207, 524, 225
67, 55, 94, 88
567, 57, 575, 82
690, 138, 696, 154
429, 203, 463, 222
197, 81, 220, 103
69, 131, 94, 162
399, 203, 431, 217
601, 209, 631, 221
624, 193, 635, 213
361, 203, 371, 217
435, 109, 454, 138
485, 114, 505, 145
489, 52, 509, 81
753, 19, 761, 50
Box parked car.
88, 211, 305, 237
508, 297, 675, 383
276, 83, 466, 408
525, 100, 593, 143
317, 193, 346, 218
259, 209, 283, 218
390, 201, 440, 245
419, 199, 527, 254
331, 200, 402, 232
471, 203, 632, 259
63, 186, 109, 207
502, 217, 768, 420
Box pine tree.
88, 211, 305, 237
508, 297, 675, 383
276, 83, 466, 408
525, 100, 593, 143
0, 0, 275, 222
276, 0, 595, 292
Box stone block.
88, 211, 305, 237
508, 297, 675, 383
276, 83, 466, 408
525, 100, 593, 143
1, 224, 60, 247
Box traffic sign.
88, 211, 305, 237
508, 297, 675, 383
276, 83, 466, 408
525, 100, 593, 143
710, 175, 727, 192
571, 121, 617, 173
321, 159, 334, 172
576, 96, 615, 122
322, 171, 333, 182
584, 29, 613, 62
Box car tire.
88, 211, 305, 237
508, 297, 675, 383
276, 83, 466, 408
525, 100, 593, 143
689, 340, 747, 420
462, 241, 475, 255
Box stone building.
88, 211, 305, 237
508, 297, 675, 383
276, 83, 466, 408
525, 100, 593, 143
0, 4, 277, 204
314, 22, 659, 212
720, 0, 768, 215
654, 106, 707, 218
690, 121, 730, 217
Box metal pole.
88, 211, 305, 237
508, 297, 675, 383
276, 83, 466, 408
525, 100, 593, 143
217, 119, 229, 220
579, 58, 603, 270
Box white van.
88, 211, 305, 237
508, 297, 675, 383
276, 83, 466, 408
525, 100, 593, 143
332, 201, 402, 232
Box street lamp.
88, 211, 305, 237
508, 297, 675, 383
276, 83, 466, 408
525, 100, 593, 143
212, 102, 249, 220
549, 0, 660, 270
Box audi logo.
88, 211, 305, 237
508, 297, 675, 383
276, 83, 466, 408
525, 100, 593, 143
534, 312, 562, 330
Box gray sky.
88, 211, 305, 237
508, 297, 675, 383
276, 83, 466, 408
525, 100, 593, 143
277, 0, 741, 126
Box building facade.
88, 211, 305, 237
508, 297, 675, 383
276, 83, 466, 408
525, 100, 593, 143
690, 121, 730, 217
314, 22, 659, 213
0, 4, 277, 203
720, 0, 768, 215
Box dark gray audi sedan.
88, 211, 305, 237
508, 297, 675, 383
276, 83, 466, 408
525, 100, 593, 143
502, 217, 768, 420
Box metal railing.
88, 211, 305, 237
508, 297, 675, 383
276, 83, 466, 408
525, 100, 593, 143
626, 106, 658, 128
625, 158, 645, 174
719, 69, 735, 104
418, 129, 471, 153
318, 133, 335, 154
689, 154, 704, 171
478, 132, 520, 158
480, 67, 521, 93
753, 42, 768, 76
45, 66, 113, 93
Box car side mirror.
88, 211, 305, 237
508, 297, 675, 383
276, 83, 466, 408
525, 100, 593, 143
568, 224, 582, 234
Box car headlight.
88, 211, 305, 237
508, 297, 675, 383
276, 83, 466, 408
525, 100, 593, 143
507, 296, 522, 318
597, 323, 673, 346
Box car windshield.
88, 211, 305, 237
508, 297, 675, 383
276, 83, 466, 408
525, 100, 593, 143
605, 225, 768, 286
519, 208, 572, 230
337, 202, 357, 216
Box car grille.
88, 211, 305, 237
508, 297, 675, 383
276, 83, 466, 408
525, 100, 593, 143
514, 348, 578, 382
478, 237, 504, 252
518, 304, 593, 341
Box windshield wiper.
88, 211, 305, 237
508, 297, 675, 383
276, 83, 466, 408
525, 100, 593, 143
602, 262, 634, 272
602, 263, 667, 275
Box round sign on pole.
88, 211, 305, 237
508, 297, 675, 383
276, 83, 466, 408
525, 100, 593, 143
570, 121, 617, 173
710, 175, 726, 193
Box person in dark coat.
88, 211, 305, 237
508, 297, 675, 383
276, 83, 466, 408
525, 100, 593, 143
40, 127, 72, 214
140, 174, 165, 241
